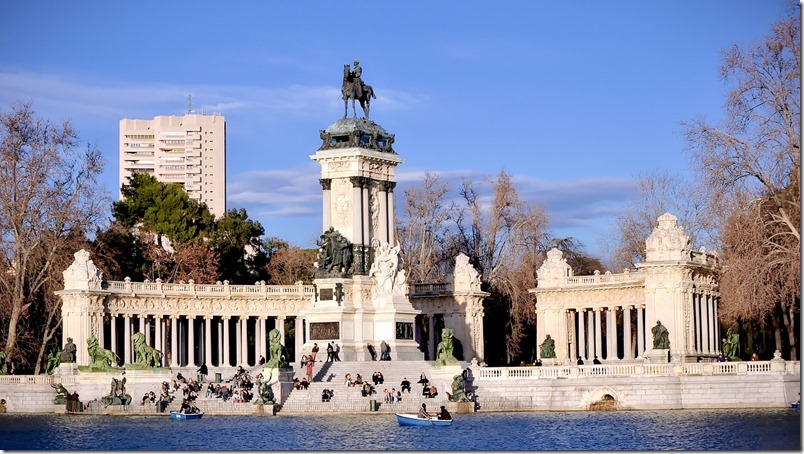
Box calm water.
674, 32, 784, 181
0, 409, 799, 451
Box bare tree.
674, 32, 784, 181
0, 102, 106, 371
396, 172, 454, 283
265, 245, 316, 285
683, 14, 800, 358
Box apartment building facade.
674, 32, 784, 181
119, 114, 226, 217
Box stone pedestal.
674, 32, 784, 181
56, 363, 79, 376
646, 349, 670, 363
542, 358, 561, 366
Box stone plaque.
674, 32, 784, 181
310, 322, 340, 340
320, 288, 334, 301
396, 322, 413, 340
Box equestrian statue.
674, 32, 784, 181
342, 59, 376, 120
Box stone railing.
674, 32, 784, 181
473, 360, 799, 380
410, 283, 450, 295
0, 375, 77, 386
101, 279, 316, 299
563, 270, 644, 287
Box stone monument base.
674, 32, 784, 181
645, 349, 670, 363
56, 362, 78, 376
542, 358, 561, 366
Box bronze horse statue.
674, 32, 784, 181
342, 64, 376, 120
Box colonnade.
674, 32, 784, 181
691, 291, 721, 355
104, 314, 303, 368
566, 305, 647, 362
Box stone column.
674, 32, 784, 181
386, 182, 396, 245
594, 308, 603, 360
204, 316, 213, 367
170, 316, 178, 367
144, 316, 151, 345
351, 177, 364, 246
123, 314, 132, 364
320, 179, 332, 232
707, 293, 716, 354
623, 306, 632, 360
605, 308, 615, 360
428, 315, 436, 361
577, 308, 586, 361
187, 316, 196, 367
694, 293, 702, 353
110, 314, 117, 359
713, 298, 721, 354
259, 317, 267, 360
277, 316, 286, 344
294, 316, 303, 362
222, 317, 230, 367
361, 182, 370, 248
378, 182, 389, 244
155, 316, 163, 365
586, 310, 595, 361
240, 316, 249, 366
636, 305, 645, 357
702, 293, 711, 354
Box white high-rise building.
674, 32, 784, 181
119, 114, 226, 217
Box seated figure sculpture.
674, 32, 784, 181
59, 337, 77, 363
434, 328, 460, 366
539, 334, 556, 359
265, 329, 289, 369
652, 321, 670, 350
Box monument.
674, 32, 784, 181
303, 59, 422, 361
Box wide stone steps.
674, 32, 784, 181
279, 360, 453, 414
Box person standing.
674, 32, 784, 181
326, 343, 334, 362
311, 343, 319, 362
306, 360, 314, 382
333, 343, 341, 361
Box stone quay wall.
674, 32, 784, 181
0, 359, 798, 414
468, 359, 800, 412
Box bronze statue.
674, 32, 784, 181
722, 328, 739, 359
265, 329, 288, 369
448, 373, 468, 402
87, 336, 119, 370
652, 321, 670, 349
341, 60, 376, 120
252, 378, 275, 405
0, 350, 7, 375
102, 376, 132, 407
45, 350, 60, 375
132, 332, 163, 368
434, 328, 460, 366
51, 383, 71, 404
316, 227, 354, 277
539, 335, 556, 359
59, 337, 77, 363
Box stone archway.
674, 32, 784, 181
580, 386, 620, 411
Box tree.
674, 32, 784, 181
449, 171, 551, 364
0, 102, 105, 371
683, 14, 800, 358
212, 208, 267, 284
397, 172, 454, 283
264, 241, 316, 285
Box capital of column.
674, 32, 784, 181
593, 307, 604, 312
379, 181, 396, 193
319, 178, 332, 190
187, 315, 196, 320
204, 315, 213, 320
350, 176, 369, 188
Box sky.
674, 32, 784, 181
0, 1, 794, 261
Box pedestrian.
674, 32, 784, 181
326, 343, 334, 362
333, 343, 341, 361
306, 360, 314, 382
311, 343, 319, 361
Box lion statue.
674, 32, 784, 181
265, 328, 288, 369
434, 328, 460, 366
87, 336, 119, 370
132, 332, 163, 368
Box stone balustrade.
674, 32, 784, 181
102, 279, 316, 299
473, 360, 799, 381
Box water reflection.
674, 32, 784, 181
0, 409, 799, 451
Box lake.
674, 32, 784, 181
0, 408, 799, 450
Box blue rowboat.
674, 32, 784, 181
791, 403, 800, 409
170, 411, 204, 420
396, 413, 452, 426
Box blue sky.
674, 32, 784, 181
0, 1, 793, 259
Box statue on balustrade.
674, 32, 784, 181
434, 328, 460, 366
652, 321, 670, 350
722, 328, 739, 359
51, 383, 71, 404
539, 334, 556, 359
265, 329, 289, 369
131, 332, 163, 368
59, 337, 77, 363
85, 336, 119, 371
102, 375, 132, 407
252, 378, 276, 405
448, 373, 468, 402
45, 350, 61, 375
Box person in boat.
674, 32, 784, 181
438, 405, 452, 420
418, 403, 431, 419
179, 399, 191, 414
